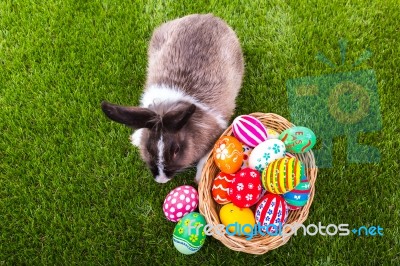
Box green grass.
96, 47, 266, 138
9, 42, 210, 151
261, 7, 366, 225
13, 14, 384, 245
1, 0, 399, 264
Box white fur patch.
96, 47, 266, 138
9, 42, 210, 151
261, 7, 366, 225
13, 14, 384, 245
195, 154, 209, 184
155, 174, 170, 184
140, 84, 227, 129
155, 135, 169, 183
130, 129, 144, 147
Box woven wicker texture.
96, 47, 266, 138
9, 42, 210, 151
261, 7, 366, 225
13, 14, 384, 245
198, 113, 318, 255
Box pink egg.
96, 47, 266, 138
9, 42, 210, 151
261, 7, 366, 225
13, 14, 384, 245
163, 185, 198, 222
232, 115, 268, 147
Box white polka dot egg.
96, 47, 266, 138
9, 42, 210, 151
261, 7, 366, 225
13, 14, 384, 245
163, 185, 199, 222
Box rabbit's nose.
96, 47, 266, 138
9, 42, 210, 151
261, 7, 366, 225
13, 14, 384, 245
155, 174, 171, 184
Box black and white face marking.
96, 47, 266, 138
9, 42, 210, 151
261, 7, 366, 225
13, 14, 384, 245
154, 135, 170, 183
145, 130, 187, 183
145, 131, 170, 183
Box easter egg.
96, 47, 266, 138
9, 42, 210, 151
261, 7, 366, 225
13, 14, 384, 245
255, 194, 288, 233
284, 174, 308, 210
228, 168, 262, 208
232, 115, 268, 147
262, 157, 304, 194
279, 126, 316, 153
213, 136, 244, 174
173, 212, 207, 255
286, 203, 301, 211
163, 185, 199, 222
241, 144, 253, 169
285, 152, 296, 158
283, 177, 311, 209
248, 139, 286, 173
219, 203, 255, 234
266, 128, 280, 139
212, 172, 235, 204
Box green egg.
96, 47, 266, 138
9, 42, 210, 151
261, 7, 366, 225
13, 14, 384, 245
172, 212, 207, 255
279, 126, 316, 153
283, 179, 311, 207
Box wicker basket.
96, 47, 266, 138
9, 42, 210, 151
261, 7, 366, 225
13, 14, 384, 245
198, 113, 318, 255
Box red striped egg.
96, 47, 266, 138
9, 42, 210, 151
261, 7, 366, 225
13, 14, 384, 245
232, 115, 268, 148
255, 194, 288, 232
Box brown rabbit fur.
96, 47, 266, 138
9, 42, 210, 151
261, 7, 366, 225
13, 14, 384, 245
101, 14, 244, 183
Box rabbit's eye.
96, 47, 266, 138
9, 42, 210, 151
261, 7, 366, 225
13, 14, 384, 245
173, 145, 180, 156
169, 143, 180, 158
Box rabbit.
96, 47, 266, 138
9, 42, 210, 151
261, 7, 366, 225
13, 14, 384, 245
101, 14, 244, 183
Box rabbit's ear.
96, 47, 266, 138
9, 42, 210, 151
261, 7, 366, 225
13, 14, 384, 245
101, 101, 157, 129
162, 102, 196, 132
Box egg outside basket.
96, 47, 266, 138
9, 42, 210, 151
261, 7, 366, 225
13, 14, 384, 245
198, 113, 318, 255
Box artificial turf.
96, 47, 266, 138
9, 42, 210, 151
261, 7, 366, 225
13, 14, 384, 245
1, 0, 399, 264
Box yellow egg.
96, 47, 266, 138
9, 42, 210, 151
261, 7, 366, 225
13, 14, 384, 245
267, 128, 280, 139
219, 203, 255, 234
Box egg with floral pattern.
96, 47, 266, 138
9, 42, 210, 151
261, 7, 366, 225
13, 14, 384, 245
213, 136, 244, 174
248, 139, 286, 173
173, 212, 207, 255
228, 168, 262, 208
255, 194, 288, 233
163, 185, 198, 222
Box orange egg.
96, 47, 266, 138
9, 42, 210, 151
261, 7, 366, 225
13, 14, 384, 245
212, 172, 235, 204
213, 136, 244, 174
